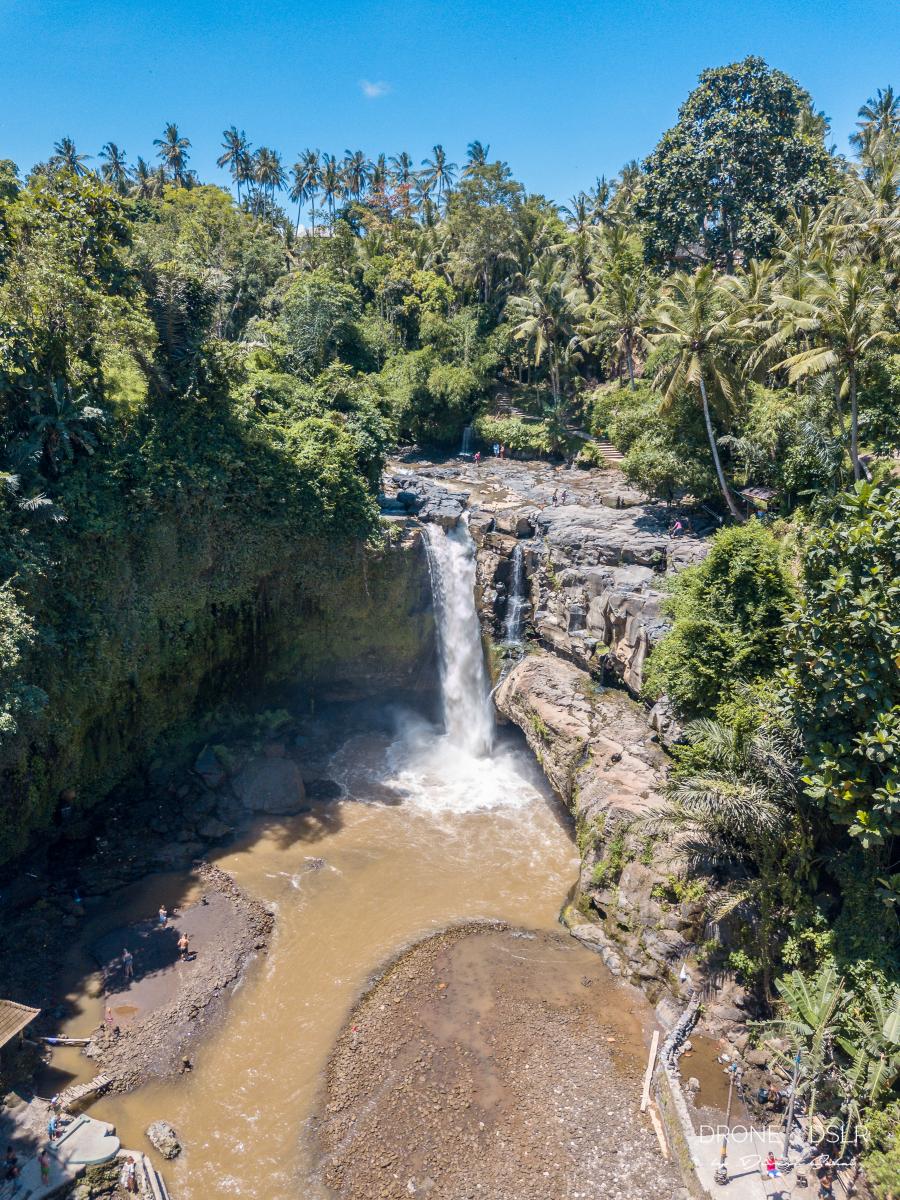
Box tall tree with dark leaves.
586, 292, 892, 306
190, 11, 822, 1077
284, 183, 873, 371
638, 57, 835, 270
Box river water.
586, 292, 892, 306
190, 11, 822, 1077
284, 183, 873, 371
47, 522, 583, 1197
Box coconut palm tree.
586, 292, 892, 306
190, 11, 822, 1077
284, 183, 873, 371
369, 153, 388, 195
389, 151, 415, 216
561, 192, 592, 233
507, 255, 584, 410
217, 127, 253, 203
253, 147, 286, 217
50, 137, 91, 176
463, 140, 490, 175
154, 123, 191, 186
130, 157, 157, 199
290, 150, 321, 232
319, 153, 343, 221
99, 142, 129, 194
771, 262, 899, 479
584, 256, 656, 389
609, 161, 644, 216
342, 149, 370, 201
851, 86, 900, 151
421, 144, 456, 205
650, 265, 744, 520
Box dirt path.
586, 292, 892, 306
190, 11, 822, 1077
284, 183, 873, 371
317, 923, 686, 1200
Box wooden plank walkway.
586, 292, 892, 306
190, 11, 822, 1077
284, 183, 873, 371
55, 1074, 112, 1110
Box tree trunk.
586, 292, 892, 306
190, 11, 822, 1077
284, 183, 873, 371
699, 374, 743, 521
626, 336, 636, 392
833, 372, 846, 439
849, 361, 861, 481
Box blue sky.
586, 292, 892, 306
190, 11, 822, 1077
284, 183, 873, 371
0, 0, 897, 203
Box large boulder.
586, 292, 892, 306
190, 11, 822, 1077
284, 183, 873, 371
146, 1120, 181, 1159
232, 757, 307, 815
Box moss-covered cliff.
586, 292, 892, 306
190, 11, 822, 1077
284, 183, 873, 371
0, 510, 434, 865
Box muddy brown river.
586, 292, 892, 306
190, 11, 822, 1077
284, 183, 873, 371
43, 520, 678, 1198
47, 716, 582, 1197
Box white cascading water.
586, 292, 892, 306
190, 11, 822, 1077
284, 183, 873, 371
423, 519, 494, 756
503, 543, 527, 644
459, 424, 474, 456
352, 514, 549, 816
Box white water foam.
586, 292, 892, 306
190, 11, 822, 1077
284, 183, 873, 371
423, 519, 495, 757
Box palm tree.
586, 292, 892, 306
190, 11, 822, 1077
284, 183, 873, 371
649, 716, 801, 1000
342, 149, 370, 201
369, 152, 388, 195
131, 157, 157, 199
771, 262, 899, 479
507, 255, 584, 411
50, 137, 91, 176
610, 161, 643, 215
290, 150, 320, 232
319, 153, 343, 221
99, 142, 129, 194
154, 123, 191, 186
851, 86, 900, 151
421, 144, 457, 205
389, 151, 415, 216
217, 127, 253, 202
253, 147, 286, 217
463, 140, 490, 175
585, 256, 655, 389
561, 192, 592, 233
650, 265, 744, 520
13, 379, 105, 480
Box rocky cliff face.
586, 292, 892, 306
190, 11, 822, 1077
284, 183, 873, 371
494, 650, 704, 1014
471, 498, 706, 699
0, 519, 435, 865
384, 457, 715, 1014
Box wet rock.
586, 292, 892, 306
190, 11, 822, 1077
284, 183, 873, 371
305, 778, 343, 801
215, 794, 245, 823
194, 744, 227, 788
648, 695, 685, 746
198, 817, 231, 840
494, 510, 535, 538
233, 757, 307, 815
389, 474, 468, 529
146, 1119, 182, 1159
152, 841, 204, 868
418, 492, 466, 529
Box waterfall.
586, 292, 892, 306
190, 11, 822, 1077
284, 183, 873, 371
424, 520, 494, 757
459, 424, 474, 456
503, 544, 527, 644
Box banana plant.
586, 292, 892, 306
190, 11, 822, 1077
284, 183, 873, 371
838, 984, 900, 1105
766, 965, 848, 1126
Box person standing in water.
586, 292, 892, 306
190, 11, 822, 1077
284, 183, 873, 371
158, 904, 168, 928
178, 932, 190, 961
39, 1147, 51, 1186
122, 947, 134, 980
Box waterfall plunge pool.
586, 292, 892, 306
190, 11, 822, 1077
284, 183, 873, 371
41, 521, 652, 1197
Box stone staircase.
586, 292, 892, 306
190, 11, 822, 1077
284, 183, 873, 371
593, 439, 625, 467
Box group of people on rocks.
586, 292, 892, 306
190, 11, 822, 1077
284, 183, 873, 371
472, 443, 507, 466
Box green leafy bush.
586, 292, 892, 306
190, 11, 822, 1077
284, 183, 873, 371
783, 483, 900, 847
644, 521, 796, 716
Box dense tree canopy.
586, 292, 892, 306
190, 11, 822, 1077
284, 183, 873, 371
638, 56, 836, 269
